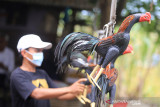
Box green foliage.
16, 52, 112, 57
122, 0, 160, 34
115, 23, 160, 98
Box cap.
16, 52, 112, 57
17, 34, 52, 52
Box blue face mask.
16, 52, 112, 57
26, 51, 44, 66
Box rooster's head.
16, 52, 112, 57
139, 12, 151, 24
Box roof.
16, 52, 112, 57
3, 0, 97, 10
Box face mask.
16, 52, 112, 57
25, 51, 44, 66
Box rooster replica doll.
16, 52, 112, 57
90, 45, 133, 107
54, 12, 151, 90
55, 45, 133, 107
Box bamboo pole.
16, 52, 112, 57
103, 0, 117, 38
108, 0, 117, 36
101, 0, 117, 107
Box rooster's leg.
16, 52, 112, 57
77, 80, 91, 104
90, 85, 96, 107
87, 64, 100, 86
90, 102, 96, 107
109, 84, 116, 106
81, 85, 91, 103
77, 87, 91, 104
110, 57, 117, 69
76, 94, 86, 104
110, 104, 113, 107
91, 47, 119, 90
82, 79, 92, 103
87, 57, 104, 86
90, 68, 105, 90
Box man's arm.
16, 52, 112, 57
57, 85, 92, 100
31, 78, 87, 100
57, 93, 76, 100
31, 87, 71, 99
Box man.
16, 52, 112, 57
0, 33, 15, 106
10, 34, 87, 107
0, 33, 15, 79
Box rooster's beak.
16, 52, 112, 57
131, 50, 134, 54
149, 20, 151, 24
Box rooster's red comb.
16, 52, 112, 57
146, 12, 151, 18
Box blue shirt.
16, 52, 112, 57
10, 67, 57, 107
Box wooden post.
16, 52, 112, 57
100, 0, 112, 29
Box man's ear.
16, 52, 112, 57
21, 50, 33, 60
21, 50, 26, 57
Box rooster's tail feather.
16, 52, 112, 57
54, 32, 99, 72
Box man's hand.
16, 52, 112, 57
68, 78, 87, 95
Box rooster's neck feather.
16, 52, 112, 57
118, 14, 139, 33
